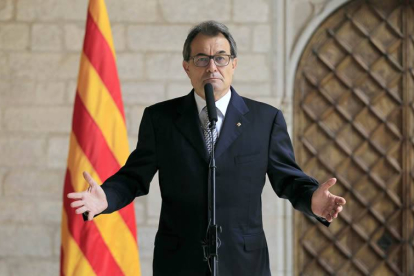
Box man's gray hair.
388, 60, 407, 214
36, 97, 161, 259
182, 21, 238, 61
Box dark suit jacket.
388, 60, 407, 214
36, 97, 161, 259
101, 87, 326, 276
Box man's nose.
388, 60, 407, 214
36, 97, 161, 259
206, 58, 217, 72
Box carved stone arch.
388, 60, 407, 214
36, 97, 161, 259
293, 0, 414, 275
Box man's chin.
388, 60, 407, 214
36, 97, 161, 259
209, 83, 221, 93
203, 80, 221, 89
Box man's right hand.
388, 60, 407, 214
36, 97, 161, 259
67, 171, 108, 221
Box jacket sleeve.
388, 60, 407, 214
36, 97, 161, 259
267, 110, 329, 227
101, 107, 158, 214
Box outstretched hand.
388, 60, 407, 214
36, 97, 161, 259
67, 171, 108, 221
311, 178, 346, 222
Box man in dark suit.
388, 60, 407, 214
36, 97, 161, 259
68, 21, 346, 275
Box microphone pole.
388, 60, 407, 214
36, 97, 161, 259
203, 83, 220, 276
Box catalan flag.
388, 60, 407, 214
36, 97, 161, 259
60, 0, 141, 275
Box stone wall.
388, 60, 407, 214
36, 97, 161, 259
0, 0, 336, 275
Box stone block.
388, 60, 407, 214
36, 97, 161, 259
8, 259, 59, 276
231, 82, 272, 97
64, 23, 85, 52
0, 225, 53, 257
0, 136, 46, 167
147, 216, 159, 226
0, 23, 29, 50
47, 135, 70, 169
53, 225, 61, 257
146, 53, 186, 81
0, 81, 66, 106
0, 198, 38, 223
133, 199, 145, 224
274, 215, 286, 269
53, 53, 81, 80
9, 53, 79, 81
124, 106, 133, 135
122, 81, 165, 106
0, 80, 26, 105
279, 101, 293, 128
0, 0, 13, 21
159, 0, 231, 23
4, 106, 72, 133
36, 82, 67, 104
293, 1, 314, 40
117, 53, 144, 80
63, 0, 88, 21
253, 25, 271, 53
0, 51, 10, 78
106, 0, 159, 22
226, 24, 251, 52
274, 193, 287, 218
309, 0, 329, 4
112, 24, 125, 52
233, 0, 269, 23
139, 257, 153, 276
0, 259, 9, 276
233, 54, 270, 82
0, 198, 61, 224
0, 167, 7, 195
4, 169, 64, 197
137, 226, 157, 258
262, 181, 277, 216
128, 135, 138, 152
66, 81, 77, 104
32, 24, 63, 51
17, 0, 87, 22
147, 173, 161, 218
166, 82, 192, 99
0, 106, 2, 131
126, 105, 146, 137
127, 25, 189, 52
37, 199, 63, 224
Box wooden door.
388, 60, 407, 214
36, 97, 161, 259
294, 0, 414, 275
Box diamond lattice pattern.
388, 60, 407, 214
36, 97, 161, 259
294, 1, 414, 275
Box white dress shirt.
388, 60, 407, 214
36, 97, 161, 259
194, 89, 231, 137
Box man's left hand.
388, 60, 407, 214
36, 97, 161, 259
311, 178, 346, 222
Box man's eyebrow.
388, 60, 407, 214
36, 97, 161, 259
194, 50, 228, 56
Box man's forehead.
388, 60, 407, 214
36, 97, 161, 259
190, 33, 231, 55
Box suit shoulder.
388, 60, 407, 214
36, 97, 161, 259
147, 95, 186, 111
241, 96, 280, 115
143, 95, 189, 121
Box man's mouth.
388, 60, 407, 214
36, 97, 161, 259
203, 78, 221, 82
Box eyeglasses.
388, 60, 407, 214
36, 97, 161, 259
190, 54, 234, 67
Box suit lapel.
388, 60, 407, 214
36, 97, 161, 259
215, 88, 249, 159
174, 91, 209, 163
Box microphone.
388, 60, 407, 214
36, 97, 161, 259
204, 83, 218, 123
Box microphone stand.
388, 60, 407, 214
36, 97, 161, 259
203, 120, 221, 276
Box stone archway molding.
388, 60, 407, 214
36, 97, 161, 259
287, 0, 352, 104
284, 1, 351, 275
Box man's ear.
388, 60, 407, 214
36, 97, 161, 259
183, 60, 190, 77
232, 57, 238, 70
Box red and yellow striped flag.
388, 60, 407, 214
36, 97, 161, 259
60, 0, 141, 275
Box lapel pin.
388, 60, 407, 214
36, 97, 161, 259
236, 122, 241, 127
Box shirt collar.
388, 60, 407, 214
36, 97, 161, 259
194, 89, 231, 117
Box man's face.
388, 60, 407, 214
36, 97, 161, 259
183, 33, 237, 101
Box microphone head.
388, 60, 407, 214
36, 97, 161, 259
204, 83, 218, 123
